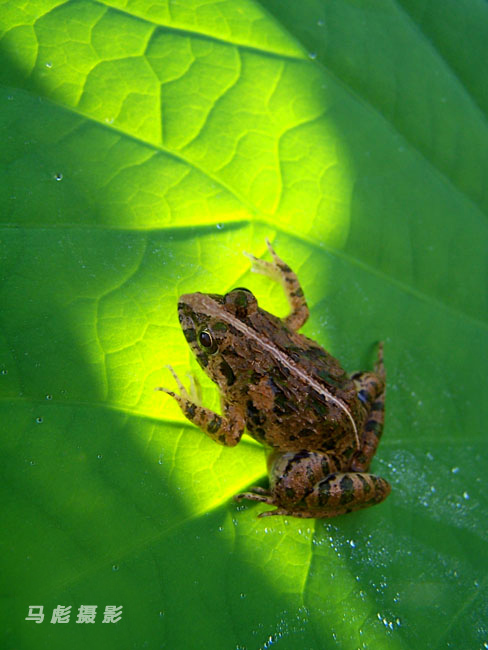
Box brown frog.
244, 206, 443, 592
157, 240, 390, 518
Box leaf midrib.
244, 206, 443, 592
1, 215, 487, 331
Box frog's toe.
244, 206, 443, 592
233, 488, 273, 504
185, 372, 202, 404
155, 386, 175, 397
257, 507, 289, 518
244, 252, 274, 277
161, 365, 195, 401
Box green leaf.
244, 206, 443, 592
1, 1, 487, 648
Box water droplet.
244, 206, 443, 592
54, 173, 63, 181
36, 417, 43, 424
45, 62, 52, 68
112, 564, 119, 571
240, 592, 246, 598
1, 369, 7, 375
318, 19, 325, 26
216, 223, 224, 230
308, 52, 317, 60
29, 460, 36, 466
97, 454, 103, 459
45, 394, 53, 400
451, 466, 460, 474
159, 610, 164, 617
463, 491, 469, 500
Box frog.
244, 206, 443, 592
157, 239, 390, 518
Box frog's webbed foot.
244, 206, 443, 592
257, 508, 291, 518
234, 491, 328, 518
234, 487, 312, 518
233, 487, 287, 518
244, 238, 309, 331
234, 486, 273, 505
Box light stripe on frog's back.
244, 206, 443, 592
182, 293, 359, 449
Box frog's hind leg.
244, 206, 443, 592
234, 450, 390, 519
351, 342, 386, 473
295, 471, 391, 519
249, 470, 391, 518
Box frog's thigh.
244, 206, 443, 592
270, 452, 390, 518
234, 450, 337, 510
269, 450, 339, 504
303, 471, 391, 518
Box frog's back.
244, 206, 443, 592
251, 307, 354, 391
238, 307, 361, 453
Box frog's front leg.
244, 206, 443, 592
245, 238, 309, 332
156, 367, 245, 446
235, 450, 390, 518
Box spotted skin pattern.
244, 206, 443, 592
158, 240, 390, 518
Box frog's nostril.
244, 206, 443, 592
182, 327, 197, 343
177, 300, 188, 311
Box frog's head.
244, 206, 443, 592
177, 288, 258, 385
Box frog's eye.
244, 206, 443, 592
198, 328, 218, 354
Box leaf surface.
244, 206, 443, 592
1, 1, 487, 648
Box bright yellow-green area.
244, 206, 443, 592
1, 0, 488, 649
0, 0, 351, 238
